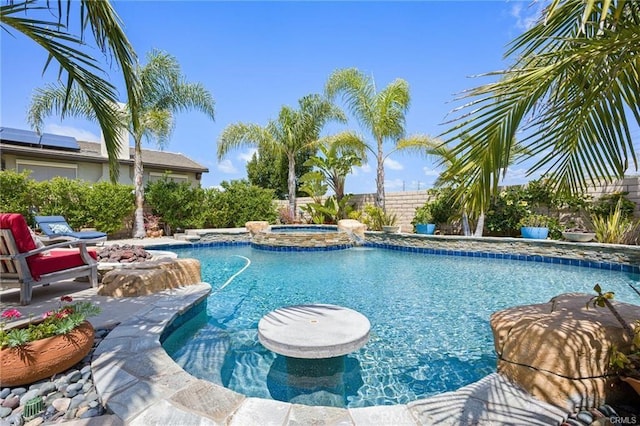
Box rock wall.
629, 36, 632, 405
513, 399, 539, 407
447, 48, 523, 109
364, 232, 640, 271
251, 230, 353, 249
99, 258, 201, 297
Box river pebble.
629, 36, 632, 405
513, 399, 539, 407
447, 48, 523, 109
0, 325, 116, 424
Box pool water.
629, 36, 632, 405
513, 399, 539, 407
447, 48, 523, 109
162, 246, 640, 408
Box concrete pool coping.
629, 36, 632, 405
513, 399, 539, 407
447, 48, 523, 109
8, 233, 628, 424
86, 283, 568, 425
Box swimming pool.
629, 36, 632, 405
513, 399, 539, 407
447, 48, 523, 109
161, 245, 640, 408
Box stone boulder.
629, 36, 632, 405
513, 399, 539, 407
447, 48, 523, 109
338, 219, 366, 241
245, 221, 269, 235
98, 258, 201, 297
491, 292, 640, 411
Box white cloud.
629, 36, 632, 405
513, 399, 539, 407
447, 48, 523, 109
351, 164, 371, 176
501, 167, 542, 186
44, 124, 99, 142
384, 158, 403, 171
422, 167, 441, 177
238, 148, 257, 162
509, 1, 543, 31
385, 178, 405, 191
217, 159, 238, 174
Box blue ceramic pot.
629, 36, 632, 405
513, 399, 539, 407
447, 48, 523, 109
521, 226, 549, 239
415, 223, 436, 235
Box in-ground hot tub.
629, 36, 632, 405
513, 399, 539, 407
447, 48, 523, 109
250, 225, 354, 251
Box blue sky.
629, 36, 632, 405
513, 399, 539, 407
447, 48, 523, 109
1, 1, 550, 193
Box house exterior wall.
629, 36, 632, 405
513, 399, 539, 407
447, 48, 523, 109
1, 152, 202, 186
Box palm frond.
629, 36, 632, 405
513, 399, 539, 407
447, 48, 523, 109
442, 0, 639, 209
2, 0, 139, 180
218, 123, 274, 159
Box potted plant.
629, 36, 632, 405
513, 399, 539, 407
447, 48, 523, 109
381, 211, 400, 233
0, 296, 101, 387
518, 213, 551, 239
562, 221, 596, 242
412, 204, 436, 235
590, 285, 640, 395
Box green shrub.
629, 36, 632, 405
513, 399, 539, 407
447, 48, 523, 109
84, 182, 135, 234
592, 192, 636, 220
360, 205, 396, 231
428, 187, 458, 224
485, 187, 529, 236
411, 204, 433, 225
33, 178, 91, 229
146, 178, 207, 233
592, 199, 639, 244
202, 180, 277, 228
0, 172, 134, 233
0, 170, 36, 220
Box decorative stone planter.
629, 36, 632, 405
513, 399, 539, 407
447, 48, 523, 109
382, 226, 400, 233
0, 321, 94, 387
415, 223, 436, 235
562, 232, 596, 242
521, 226, 549, 240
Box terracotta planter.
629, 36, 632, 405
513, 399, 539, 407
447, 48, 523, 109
0, 321, 94, 387
621, 376, 640, 396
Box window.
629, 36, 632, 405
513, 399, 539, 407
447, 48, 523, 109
148, 172, 189, 183
16, 160, 77, 181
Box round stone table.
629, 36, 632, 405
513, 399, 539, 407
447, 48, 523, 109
258, 304, 370, 359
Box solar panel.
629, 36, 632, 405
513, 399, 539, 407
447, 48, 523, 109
40, 133, 79, 151
0, 127, 40, 145
0, 127, 80, 151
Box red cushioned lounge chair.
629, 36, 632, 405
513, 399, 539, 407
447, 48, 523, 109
0, 213, 98, 305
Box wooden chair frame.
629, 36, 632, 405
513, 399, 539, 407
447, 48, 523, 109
0, 229, 98, 305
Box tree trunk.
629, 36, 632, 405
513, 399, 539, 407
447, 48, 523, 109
287, 154, 297, 221
474, 211, 485, 237
461, 211, 471, 236
334, 175, 345, 203
133, 137, 146, 238
376, 138, 385, 209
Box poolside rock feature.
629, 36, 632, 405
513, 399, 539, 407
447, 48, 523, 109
97, 244, 152, 263
98, 258, 201, 297
245, 221, 269, 235
251, 226, 353, 250
491, 292, 640, 411
338, 219, 366, 241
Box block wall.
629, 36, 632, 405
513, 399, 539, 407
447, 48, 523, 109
286, 175, 640, 232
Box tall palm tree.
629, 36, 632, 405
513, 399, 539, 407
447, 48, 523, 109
443, 1, 639, 214
304, 131, 367, 203
28, 50, 216, 238
325, 68, 436, 209
1, 0, 141, 178
218, 94, 345, 217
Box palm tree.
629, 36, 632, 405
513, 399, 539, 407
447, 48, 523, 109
28, 50, 216, 238
443, 1, 639, 214
325, 68, 436, 209
1, 0, 141, 178
304, 131, 367, 203
218, 94, 345, 217
425, 136, 529, 236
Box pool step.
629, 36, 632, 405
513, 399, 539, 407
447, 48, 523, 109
173, 233, 201, 242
